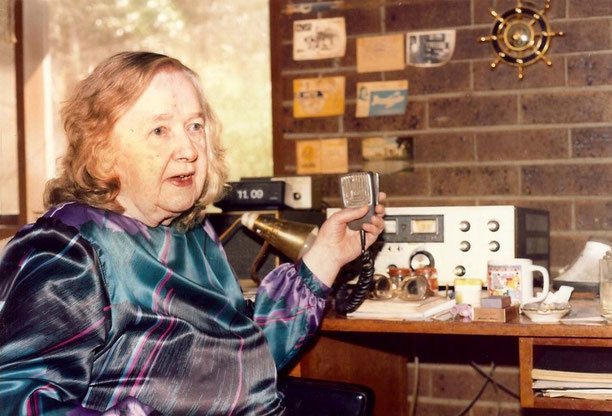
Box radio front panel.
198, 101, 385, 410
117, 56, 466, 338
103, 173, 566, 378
328, 205, 549, 285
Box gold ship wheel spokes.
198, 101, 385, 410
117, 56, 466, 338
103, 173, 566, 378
477, 0, 564, 79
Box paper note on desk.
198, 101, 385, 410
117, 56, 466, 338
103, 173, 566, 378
533, 371, 612, 400
347, 296, 456, 321
542, 389, 612, 400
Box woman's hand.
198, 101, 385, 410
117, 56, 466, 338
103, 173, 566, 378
302, 192, 386, 287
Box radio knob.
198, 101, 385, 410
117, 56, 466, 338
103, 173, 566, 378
454, 265, 466, 276
459, 241, 471, 252
293, 192, 301, 200
487, 220, 500, 232
410, 251, 435, 270
459, 221, 471, 232
489, 241, 500, 252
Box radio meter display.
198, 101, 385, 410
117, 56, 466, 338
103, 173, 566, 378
411, 219, 438, 234
384, 219, 398, 234
380, 214, 443, 243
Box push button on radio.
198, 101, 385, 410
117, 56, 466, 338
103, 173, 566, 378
489, 241, 500, 252
459, 221, 471, 232
487, 220, 500, 232
459, 241, 471, 252
454, 265, 466, 276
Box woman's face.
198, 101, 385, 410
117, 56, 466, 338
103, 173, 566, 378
113, 69, 208, 227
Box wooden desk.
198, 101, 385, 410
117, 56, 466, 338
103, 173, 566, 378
296, 301, 612, 415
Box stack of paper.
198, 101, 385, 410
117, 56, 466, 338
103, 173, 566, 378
347, 296, 456, 321
532, 369, 612, 400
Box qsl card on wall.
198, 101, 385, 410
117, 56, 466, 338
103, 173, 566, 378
296, 138, 348, 175
293, 76, 345, 118
406, 29, 456, 67
362, 136, 413, 174
293, 17, 346, 61
356, 33, 405, 73
355, 80, 408, 117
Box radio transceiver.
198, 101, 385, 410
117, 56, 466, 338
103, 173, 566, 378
328, 205, 549, 285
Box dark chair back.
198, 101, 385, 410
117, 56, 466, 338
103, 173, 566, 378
278, 376, 374, 416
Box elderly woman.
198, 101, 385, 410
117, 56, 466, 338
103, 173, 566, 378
0, 52, 385, 415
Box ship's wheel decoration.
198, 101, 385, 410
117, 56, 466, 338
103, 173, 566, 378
477, 0, 564, 80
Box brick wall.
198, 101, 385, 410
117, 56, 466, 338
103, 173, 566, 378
271, 1, 611, 413
270, 0, 612, 277
408, 362, 521, 415
402, 333, 522, 416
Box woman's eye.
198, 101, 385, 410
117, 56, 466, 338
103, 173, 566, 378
190, 123, 204, 132
153, 127, 165, 136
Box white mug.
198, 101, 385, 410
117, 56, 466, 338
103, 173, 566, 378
487, 258, 550, 305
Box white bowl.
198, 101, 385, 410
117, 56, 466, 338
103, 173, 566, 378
522, 307, 571, 323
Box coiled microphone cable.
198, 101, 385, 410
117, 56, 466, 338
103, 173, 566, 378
334, 230, 375, 314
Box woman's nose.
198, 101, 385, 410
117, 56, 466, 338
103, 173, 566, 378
173, 132, 198, 162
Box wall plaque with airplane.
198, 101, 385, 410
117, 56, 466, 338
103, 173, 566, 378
355, 80, 408, 118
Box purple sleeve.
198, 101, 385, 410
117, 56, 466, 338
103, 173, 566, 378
253, 261, 331, 369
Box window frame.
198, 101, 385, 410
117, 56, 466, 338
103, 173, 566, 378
0, 0, 26, 239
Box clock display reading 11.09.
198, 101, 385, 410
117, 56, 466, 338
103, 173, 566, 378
236, 188, 265, 200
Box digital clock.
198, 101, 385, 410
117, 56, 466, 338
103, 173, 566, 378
214, 180, 286, 211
